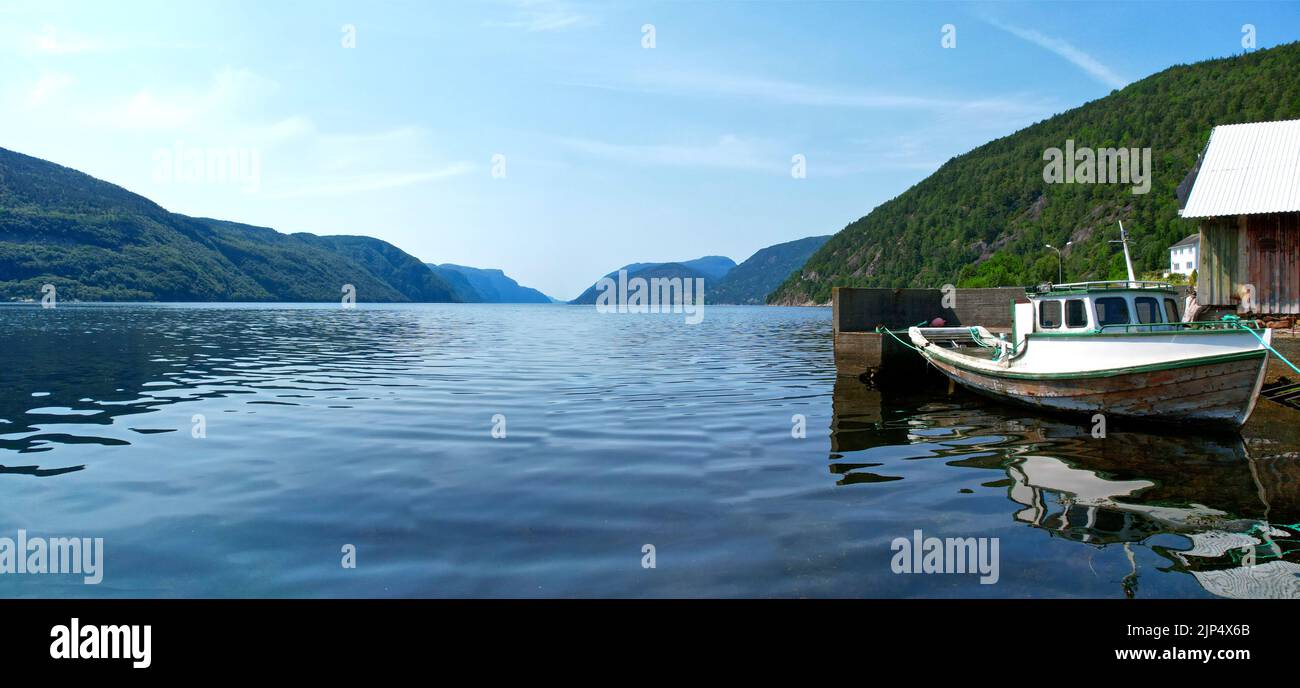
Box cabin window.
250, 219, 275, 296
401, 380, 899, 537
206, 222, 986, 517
1134, 297, 1161, 324
1039, 301, 1062, 329
1163, 298, 1180, 323
1094, 297, 1131, 327
1065, 299, 1088, 328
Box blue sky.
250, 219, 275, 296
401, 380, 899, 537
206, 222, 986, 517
1, 1, 1296, 299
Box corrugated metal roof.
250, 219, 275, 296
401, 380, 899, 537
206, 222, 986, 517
1180, 119, 1300, 218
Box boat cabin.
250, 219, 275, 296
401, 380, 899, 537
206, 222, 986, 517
1021, 281, 1184, 339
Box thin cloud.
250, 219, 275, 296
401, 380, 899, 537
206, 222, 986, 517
13, 25, 201, 56
565, 68, 1051, 118
25, 72, 75, 108
488, 0, 593, 32
265, 164, 475, 199
558, 134, 936, 178
96, 67, 279, 130
558, 134, 785, 173
24, 25, 99, 55
987, 19, 1128, 89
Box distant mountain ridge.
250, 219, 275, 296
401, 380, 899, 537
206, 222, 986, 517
568, 255, 737, 304
709, 235, 831, 304
425, 263, 551, 303
0, 146, 460, 302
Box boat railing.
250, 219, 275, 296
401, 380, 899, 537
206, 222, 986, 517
1094, 319, 1263, 333
1031, 280, 1176, 294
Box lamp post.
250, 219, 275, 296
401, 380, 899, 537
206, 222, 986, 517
1045, 242, 1072, 284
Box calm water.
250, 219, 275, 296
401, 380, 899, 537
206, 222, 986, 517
1, 303, 1297, 598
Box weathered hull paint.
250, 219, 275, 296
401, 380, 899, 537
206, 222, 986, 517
923, 351, 1271, 427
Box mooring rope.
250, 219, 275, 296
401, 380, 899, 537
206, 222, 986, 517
1222, 315, 1300, 375
874, 323, 924, 352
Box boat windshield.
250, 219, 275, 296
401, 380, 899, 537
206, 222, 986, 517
1134, 297, 1161, 324
1163, 298, 1180, 322
1094, 297, 1130, 326
1040, 301, 1061, 328
1065, 300, 1088, 328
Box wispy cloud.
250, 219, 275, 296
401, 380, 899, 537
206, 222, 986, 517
557, 133, 942, 177
25, 72, 74, 108
12, 25, 202, 56
986, 19, 1128, 89
558, 134, 785, 173
23, 25, 99, 55
32, 60, 470, 202
95, 67, 279, 130
566, 68, 1051, 118
488, 0, 593, 32
264, 164, 475, 199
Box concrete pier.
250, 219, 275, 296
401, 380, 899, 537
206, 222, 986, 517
832, 286, 1024, 381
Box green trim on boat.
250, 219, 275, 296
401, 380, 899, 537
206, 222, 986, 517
1027, 327, 1249, 339
924, 348, 1267, 381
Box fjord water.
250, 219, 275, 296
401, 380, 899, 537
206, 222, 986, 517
1, 303, 1297, 598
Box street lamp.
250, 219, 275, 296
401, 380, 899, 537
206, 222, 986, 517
1045, 242, 1072, 284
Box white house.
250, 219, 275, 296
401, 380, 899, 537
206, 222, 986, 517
1167, 233, 1198, 276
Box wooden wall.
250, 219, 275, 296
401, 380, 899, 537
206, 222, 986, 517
1198, 212, 1300, 315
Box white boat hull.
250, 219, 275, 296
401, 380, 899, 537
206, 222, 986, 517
911, 327, 1273, 428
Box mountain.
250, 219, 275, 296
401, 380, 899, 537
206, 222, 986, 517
672, 255, 736, 280
708, 235, 831, 304
424, 264, 482, 303
567, 255, 736, 304
425, 263, 551, 303
769, 42, 1300, 305
0, 146, 461, 302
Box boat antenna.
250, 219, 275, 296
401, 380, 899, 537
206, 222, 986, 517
1111, 221, 1137, 285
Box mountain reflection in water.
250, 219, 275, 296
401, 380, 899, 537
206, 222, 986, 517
831, 377, 1300, 599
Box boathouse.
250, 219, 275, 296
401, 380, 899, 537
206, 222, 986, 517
1179, 119, 1300, 316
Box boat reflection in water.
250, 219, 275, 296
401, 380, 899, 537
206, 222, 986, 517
831, 376, 1300, 599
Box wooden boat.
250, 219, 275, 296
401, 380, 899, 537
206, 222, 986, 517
907, 281, 1274, 428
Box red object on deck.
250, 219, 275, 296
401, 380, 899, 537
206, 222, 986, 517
930, 317, 946, 327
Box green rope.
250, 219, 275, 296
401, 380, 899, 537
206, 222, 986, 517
1222, 315, 1300, 375
969, 326, 1021, 361
874, 324, 923, 352
968, 327, 994, 347
970, 327, 999, 360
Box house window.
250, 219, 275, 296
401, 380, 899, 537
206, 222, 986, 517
1095, 297, 1130, 327
1039, 300, 1062, 329
1065, 299, 1088, 328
